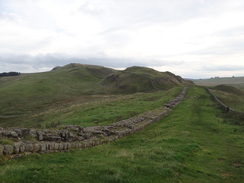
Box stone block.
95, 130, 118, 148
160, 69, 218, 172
3, 145, 14, 155
0, 144, 4, 155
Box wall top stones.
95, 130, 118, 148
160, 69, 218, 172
0, 87, 187, 158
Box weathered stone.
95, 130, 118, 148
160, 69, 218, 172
3, 145, 14, 155
58, 143, 64, 150
78, 131, 84, 136
0, 144, 4, 155
29, 129, 37, 138
43, 134, 61, 141
60, 131, 66, 138
65, 125, 83, 131
77, 136, 85, 141
13, 143, 21, 153
65, 132, 75, 141
14, 129, 22, 136
10, 131, 19, 138
19, 144, 25, 152
37, 131, 43, 141
40, 143, 46, 152
33, 144, 40, 152
54, 143, 59, 150
25, 143, 34, 152
21, 128, 30, 136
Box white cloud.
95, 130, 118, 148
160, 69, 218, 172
0, 0, 244, 78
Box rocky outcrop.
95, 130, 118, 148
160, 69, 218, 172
0, 87, 187, 158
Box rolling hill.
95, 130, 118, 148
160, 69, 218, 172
0, 63, 192, 127
101, 66, 192, 93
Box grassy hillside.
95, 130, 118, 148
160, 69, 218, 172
193, 76, 244, 89
0, 87, 181, 128
1, 87, 243, 183
210, 85, 244, 112
212, 85, 244, 96
101, 66, 192, 93
0, 64, 115, 116
0, 63, 191, 128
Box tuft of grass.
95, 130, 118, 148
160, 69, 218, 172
0, 139, 14, 145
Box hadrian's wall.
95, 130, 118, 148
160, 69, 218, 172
206, 88, 244, 124
0, 87, 187, 159
206, 88, 244, 115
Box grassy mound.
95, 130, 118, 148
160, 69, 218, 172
212, 84, 244, 96
210, 85, 244, 112
101, 66, 192, 94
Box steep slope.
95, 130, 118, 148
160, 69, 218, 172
0, 63, 115, 116
101, 66, 192, 93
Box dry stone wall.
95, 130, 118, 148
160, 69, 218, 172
206, 88, 244, 115
0, 87, 187, 158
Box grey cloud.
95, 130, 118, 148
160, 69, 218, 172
0, 53, 183, 73
202, 65, 244, 71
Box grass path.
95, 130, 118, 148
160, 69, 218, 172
0, 86, 243, 183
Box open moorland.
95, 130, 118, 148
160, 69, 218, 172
0, 64, 190, 128
193, 76, 244, 89
0, 64, 243, 183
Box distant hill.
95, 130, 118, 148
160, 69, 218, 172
0, 63, 191, 118
101, 66, 192, 93
193, 76, 244, 89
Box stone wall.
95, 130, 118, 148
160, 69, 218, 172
206, 88, 244, 115
206, 88, 244, 125
0, 87, 187, 158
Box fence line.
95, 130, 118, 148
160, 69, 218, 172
206, 88, 244, 115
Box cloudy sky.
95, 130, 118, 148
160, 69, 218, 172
0, 0, 244, 78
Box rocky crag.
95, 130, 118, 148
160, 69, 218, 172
0, 87, 187, 159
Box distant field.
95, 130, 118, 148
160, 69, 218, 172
1, 87, 243, 183
209, 85, 244, 112
193, 76, 244, 88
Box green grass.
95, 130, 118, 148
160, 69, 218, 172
210, 85, 244, 112
0, 139, 14, 145
193, 76, 244, 88
0, 86, 243, 182
101, 66, 191, 94
0, 64, 191, 128
0, 87, 181, 128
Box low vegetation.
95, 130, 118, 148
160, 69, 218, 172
0, 64, 191, 128
210, 85, 244, 112
0, 87, 243, 183
193, 76, 244, 89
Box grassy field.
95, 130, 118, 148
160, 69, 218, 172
210, 85, 244, 112
0, 86, 243, 183
0, 87, 181, 128
0, 63, 191, 128
193, 76, 244, 89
